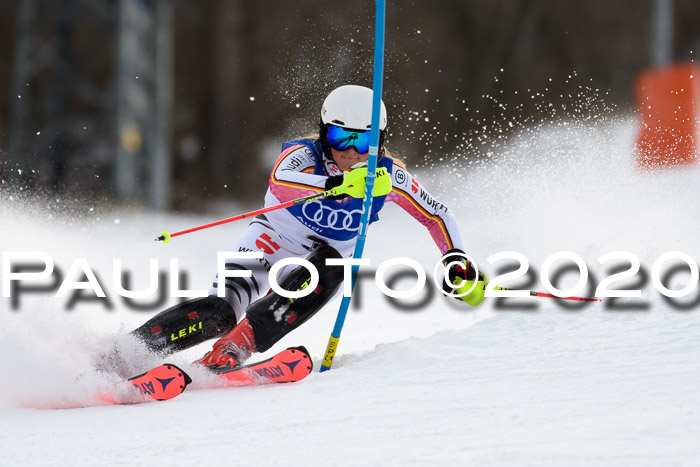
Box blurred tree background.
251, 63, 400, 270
0, 0, 699, 210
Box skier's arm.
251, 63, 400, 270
269, 145, 329, 202
386, 163, 487, 306
385, 162, 465, 254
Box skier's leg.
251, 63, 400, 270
246, 243, 344, 352
130, 296, 236, 356
196, 244, 344, 372
207, 221, 286, 324
131, 221, 290, 356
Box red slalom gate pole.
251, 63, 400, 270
155, 189, 332, 243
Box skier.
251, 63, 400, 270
130, 85, 487, 373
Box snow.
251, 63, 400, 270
1, 118, 699, 465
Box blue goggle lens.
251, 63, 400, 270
326, 125, 371, 154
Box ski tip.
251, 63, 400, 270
288, 345, 310, 356
163, 363, 193, 387
127, 363, 192, 402
287, 346, 313, 373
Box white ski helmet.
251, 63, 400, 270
320, 85, 387, 131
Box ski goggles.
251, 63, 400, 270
325, 125, 372, 154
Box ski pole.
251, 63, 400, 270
494, 286, 602, 302
155, 189, 333, 243
525, 291, 602, 302
155, 167, 391, 243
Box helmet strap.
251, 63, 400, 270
318, 120, 334, 161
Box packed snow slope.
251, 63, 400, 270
1, 118, 699, 466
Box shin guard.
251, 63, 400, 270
245, 245, 344, 352
131, 296, 237, 356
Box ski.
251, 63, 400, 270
98, 346, 312, 404
26, 346, 312, 410
96, 363, 192, 406
209, 346, 313, 388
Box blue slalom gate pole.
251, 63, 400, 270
320, 0, 386, 372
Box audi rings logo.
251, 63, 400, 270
302, 200, 363, 231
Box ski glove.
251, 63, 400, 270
324, 174, 347, 200
324, 162, 392, 200
441, 248, 488, 307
